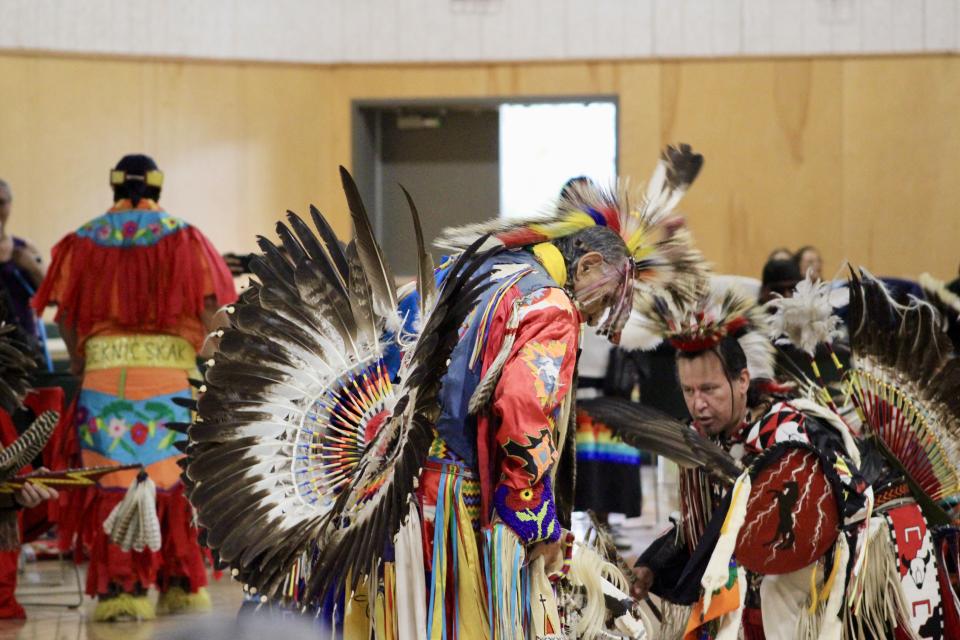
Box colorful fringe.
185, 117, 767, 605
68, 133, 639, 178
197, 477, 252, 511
484, 524, 529, 640
427, 466, 488, 639
32, 204, 236, 340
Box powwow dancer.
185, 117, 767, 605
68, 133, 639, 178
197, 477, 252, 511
33, 154, 236, 621
181, 145, 708, 638
586, 272, 960, 639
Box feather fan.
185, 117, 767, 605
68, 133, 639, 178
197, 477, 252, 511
845, 268, 960, 508
185, 171, 494, 608
578, 397, 741, 485
0, 411, 59, 483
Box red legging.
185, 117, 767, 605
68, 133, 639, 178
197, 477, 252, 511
84, 486, 207, 597
0, 549, 24, 619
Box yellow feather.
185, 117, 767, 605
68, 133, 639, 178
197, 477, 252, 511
531, 242, 568, 287
529, 211, 596, 239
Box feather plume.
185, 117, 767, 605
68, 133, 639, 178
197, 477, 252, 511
399, 184, 437, 318
307, 205, 350, 282
286, 212, 348, 298
339, 166, 400, 329
767, 275, 845, 357
434, 144, 709, 305
634, 287, 776, 380
104, 470, 161, 552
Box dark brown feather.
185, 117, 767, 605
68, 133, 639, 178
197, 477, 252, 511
339, 166, 397, 317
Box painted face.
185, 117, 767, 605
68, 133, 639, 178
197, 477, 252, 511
677, 351, 749, 437
572, 252, 629, 331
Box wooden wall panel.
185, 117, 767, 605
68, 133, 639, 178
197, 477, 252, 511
840, 56, 960, 278
660, 58, 845, 277
0, 53, 957, 280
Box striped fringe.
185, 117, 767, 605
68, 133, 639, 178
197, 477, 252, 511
484, 524, 529, 640
843, 518, 918, 640
428, 468, 489, 639
657, 601, 692, 640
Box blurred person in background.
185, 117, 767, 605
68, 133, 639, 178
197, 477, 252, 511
574, 327, 644, 549
0, 179, 48, 364
758, 258, 802, 304
793, 245, 823, 281
33, 154, 236, 621
766, 247, 792, 263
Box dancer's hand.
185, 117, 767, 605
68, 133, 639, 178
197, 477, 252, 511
527, 540, 563, 575
631, 565, 654, 600
15, 470, 59, 508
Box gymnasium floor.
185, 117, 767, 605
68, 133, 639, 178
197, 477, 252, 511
2, 465, 677, 639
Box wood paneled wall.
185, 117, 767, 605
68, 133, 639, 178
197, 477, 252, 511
1, 53, 957, 279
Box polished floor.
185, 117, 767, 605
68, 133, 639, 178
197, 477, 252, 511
2, 464, 679, 639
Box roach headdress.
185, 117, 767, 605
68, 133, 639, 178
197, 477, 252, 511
435, 144, 709, 338
635, 287, 776, 381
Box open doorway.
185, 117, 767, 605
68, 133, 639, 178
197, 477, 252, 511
352, 97, 617, 276
499, 102, 617, 219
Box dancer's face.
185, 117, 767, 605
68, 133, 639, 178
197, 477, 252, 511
572, 252, 622, 327
677, 351, 749, 437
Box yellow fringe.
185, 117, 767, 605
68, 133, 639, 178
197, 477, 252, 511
93, 593, 156, 622
155, 586, 212, 616
808, 563, 820, 614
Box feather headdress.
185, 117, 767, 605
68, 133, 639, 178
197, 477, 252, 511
635, 288, 776, 381
435, 144, 709, 338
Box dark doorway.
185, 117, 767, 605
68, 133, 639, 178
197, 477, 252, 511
352, 97, 617, 279
354, 106, 499, 278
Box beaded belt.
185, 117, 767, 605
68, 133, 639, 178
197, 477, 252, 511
84, 334, 197, 371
